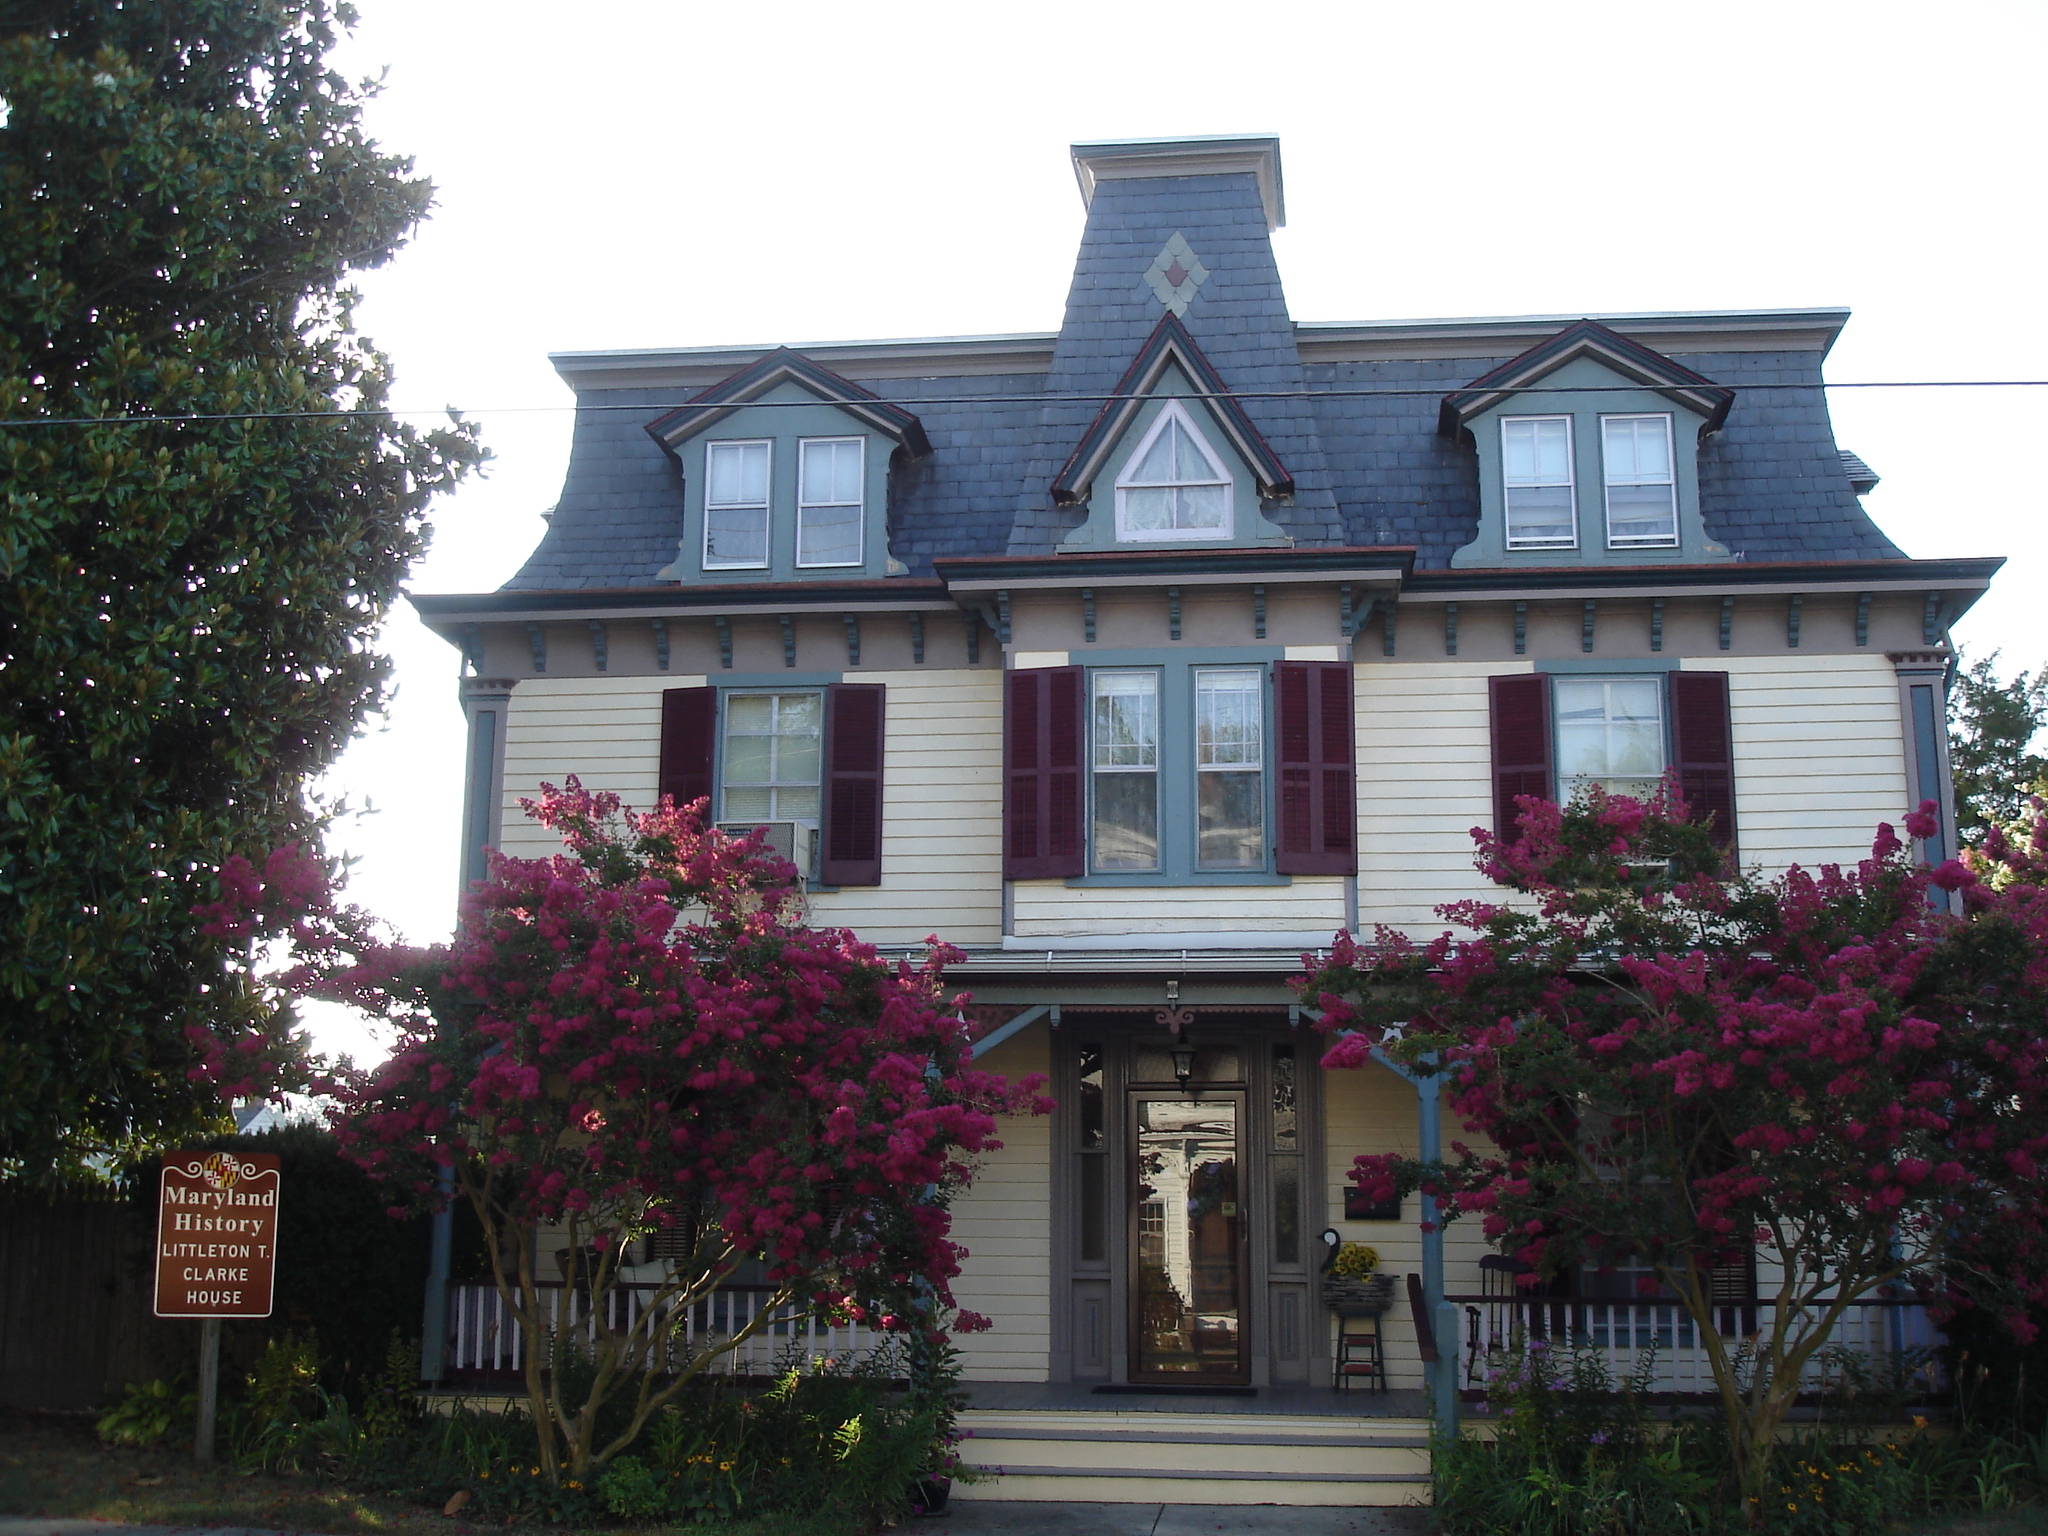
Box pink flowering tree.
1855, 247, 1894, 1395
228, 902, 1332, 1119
1299, 781, 2048, 1515
203, 779, 1045, 1484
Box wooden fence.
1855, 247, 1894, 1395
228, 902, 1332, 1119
0, 1189, 184, 1411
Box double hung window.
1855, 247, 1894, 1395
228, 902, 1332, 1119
1601, 415, 1677, 547
1554, 677, 1664, 800
1115, 401, 1233, 542
1086, 667, 1269, 875
1501, 416, 1577, 548
797, 437, 864, 567
1091, 672, 1160, 871
1195, 667, 1264, 869
704, 440, 771, 568
720, 692, 823, 826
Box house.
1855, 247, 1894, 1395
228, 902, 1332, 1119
411, 135, 1993, 1505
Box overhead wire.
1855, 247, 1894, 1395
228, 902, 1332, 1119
0, 377, 2044, 429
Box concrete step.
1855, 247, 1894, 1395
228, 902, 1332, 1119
953, 1410, 1434, 1507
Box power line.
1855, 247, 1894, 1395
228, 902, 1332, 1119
1, 377, 2045, 428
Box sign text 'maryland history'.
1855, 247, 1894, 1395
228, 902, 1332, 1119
153, 1151, 281, 1318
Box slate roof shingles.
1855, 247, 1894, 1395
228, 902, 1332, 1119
502, 180, 1905, 591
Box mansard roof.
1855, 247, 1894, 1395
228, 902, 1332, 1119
1436, 318, 1737, 436
490, 137, 1926, 595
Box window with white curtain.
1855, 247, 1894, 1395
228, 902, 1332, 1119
1194, 667, 1264, 869
797, 437, 864, 567
1601, 415, 1678, 548
1091, 671, 1160, 871
720, 692, 822, 825
1502, 416, 1577, 548
1115, 401, 1233, 542
1554, 677, 1665, 800
703, 440, 770, 568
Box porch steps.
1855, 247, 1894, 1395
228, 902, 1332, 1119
953, 1409, 1434, 1507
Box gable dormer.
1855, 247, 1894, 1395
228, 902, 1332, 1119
649, 348, 930, 583
1441, 320, 1736, 569
1052, 314, 1295, 552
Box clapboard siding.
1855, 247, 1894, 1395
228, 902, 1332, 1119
1703, 654, 1908, 873
951, 1028, 1052, 1381
495, 671, 1004, 943
1010, 877, 1347, 938
1322, 1059, 1501, 1391
497, 676, 699, 860
1355, 656, 1913, 934
1355, 660, 1521, 933
807, 670, 1003, 943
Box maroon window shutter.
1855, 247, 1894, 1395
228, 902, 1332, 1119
1274, 661, 1356, 875
1669, 671, 1737, 853
658, 686, 718, 822
1004, 666, 1084, 879
1488, 673, 1552, 840
821, 683, 885, 885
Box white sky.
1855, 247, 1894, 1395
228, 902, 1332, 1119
304, 0, 2048, 1061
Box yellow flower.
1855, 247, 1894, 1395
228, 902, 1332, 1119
1913, 1415, 1928, 1429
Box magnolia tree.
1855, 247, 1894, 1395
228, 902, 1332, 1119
1299, 783, 2048, 1515
203, 780, 1044, 1483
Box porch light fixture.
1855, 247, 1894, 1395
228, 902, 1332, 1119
1170, 1044, 1196, 1087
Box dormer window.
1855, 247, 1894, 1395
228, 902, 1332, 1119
1601, 414, 1677, 548
1115, 401, 1233, 542
704, 440, 770, 568
797, 437, 864, 567
1502, 416, 1576, 548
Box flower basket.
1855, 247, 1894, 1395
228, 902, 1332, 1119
1323, 1272, 1396, 1316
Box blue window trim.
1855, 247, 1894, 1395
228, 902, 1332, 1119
1066, 648, 1292, 888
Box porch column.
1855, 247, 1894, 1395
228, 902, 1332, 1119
1372, 1045, 1455, 1434
422, 673, 515, 1385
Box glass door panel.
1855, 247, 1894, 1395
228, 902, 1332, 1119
1130, 1092, 1247, 1382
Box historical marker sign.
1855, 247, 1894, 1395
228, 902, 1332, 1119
153, 1151, 281, 1318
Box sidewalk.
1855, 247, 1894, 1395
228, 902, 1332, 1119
0, 1510, 1431, 1536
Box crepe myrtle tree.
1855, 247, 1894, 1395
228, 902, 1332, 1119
199, 779, 1047, 1484
1297, 781, 2048, 1518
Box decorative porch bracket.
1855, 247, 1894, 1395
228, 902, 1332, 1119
1370, 1044, 1458, 1437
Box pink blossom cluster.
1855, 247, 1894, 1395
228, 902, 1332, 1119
1297, 784, 2048, 1335
201, 778, 1048, 1333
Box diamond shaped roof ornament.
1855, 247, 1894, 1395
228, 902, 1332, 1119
1144, 233, 1209, 316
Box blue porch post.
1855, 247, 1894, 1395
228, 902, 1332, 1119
1373, 1045, 1457, 1438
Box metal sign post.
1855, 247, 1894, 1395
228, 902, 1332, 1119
153, 1151, 281, 1463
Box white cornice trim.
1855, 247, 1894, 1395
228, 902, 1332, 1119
1070, 135, 1285, 231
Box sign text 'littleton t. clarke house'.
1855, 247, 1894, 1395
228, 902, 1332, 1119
408, 135, 1989, 1506
153, 1151, 280, 1319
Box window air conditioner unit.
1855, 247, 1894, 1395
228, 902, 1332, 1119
714, 820, 815, 879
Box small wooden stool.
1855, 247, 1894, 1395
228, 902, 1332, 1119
1334, 1310, 1386, 1393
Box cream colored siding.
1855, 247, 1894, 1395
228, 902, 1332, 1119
808, 670, 1003, 944
951, 1028, 1052, 1381
494, 670, 1003, 945
1010, 877, 1347, 938
1355, 660, 1526, 933
1703, 654, 1909, 876
498, 675, 700, 860
1323, 1059, 1500, 1391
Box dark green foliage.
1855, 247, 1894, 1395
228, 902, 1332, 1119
1438, 1339, 2048, 1535
207, 1351, 938, 1533
1951, 654, 2048, 839
136, 1125, 475, 1399
0, 0, 484, 1177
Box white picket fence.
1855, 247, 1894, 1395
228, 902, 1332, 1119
445, 1282, 888, 1379
1453, 1294, 1942, 1396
